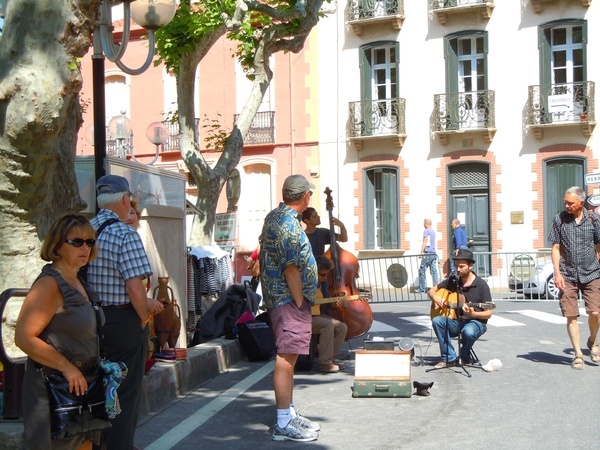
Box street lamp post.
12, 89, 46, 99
92, 0, 176, 184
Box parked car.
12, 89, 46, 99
508, 254, 559, 299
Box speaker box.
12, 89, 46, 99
353, 350, 412, 398
364, 339, 395, 351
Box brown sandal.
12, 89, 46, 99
572, 355, 584, 370
586, 338, 600, 363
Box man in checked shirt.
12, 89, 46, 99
549, 186, 600, 370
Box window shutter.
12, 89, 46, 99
444, 37, 459, 93
543, 158, 585, 248
364, 170, 375, 250
381, 170, 399, 249
581, 20, 588, 81
538, 26, 552, 86
482, 32, 489, 90
359, 47, 372, 103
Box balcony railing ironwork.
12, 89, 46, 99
346, 0, 404, 22
527, 81, 595, 125
161, 118, 200, 152
433, 90, 496, 144
106, 127, 134, 158
434, 90, 495, 131
431, 0, 488, 8
348, 97, 406, 140
233, 111, 275, 145
431, 0, 494, 24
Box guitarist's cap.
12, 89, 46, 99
283, 174, 316, 195
452, 248, 475, 263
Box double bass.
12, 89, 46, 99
322, 187, 373, 339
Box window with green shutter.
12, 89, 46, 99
443, 30, 488, 130
538, 20, 587, 123
364, 166, 399, 249
543, 157, 586, 248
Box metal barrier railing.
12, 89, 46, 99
356, 250, 557, 303
0, 288, 28, 420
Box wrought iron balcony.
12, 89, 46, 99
348, 98, 407, 150
530, 0, 591, 13
346, 0, 405, 35
433, 90, 496, 145
161, 119, 200, 152
527, 81, 596, 139
431, 0, 494, 25
106, 127, 134, 158
233, 111, 275, 145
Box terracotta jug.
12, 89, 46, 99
152, 277, 181, 349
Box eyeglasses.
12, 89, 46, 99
318, 272, 330, 277
65, 238, 96, 248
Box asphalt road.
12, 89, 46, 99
134, 299, 598, 450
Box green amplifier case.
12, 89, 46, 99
352, 350, 411, 398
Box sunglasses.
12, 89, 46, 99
318, 272, 330, 277
65, 238, 96, 248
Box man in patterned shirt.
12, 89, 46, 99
549, 186, 600, 370
259, 174, 319, 442
88, 175, 164, 449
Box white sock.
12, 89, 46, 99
290, 403, 297, 417
277, 408, 292, 428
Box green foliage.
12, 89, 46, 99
202, 114, 229, 151
154, 0, 236, 75
162, 103, 179, 124
79, 96, 91, 115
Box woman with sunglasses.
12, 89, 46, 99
15, 214, 104, 450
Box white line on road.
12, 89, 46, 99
399, 315, 433, 329
369, 320, 400, 332
506, 310, 566, 324
486, 315, 526, 327
144, 360, 275, 450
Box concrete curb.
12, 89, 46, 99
0, 339, 243, 450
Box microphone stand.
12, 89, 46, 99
427, 269, 471, 378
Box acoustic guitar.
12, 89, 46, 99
311, 293, 372, 316
429, 288, 496, 320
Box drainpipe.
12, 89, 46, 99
289, 52, 295, 174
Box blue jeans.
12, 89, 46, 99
431, 316, 487, 362
418, 254, 438, 291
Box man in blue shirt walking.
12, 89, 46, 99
451, 219, 468, 270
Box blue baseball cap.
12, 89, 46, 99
96, 174, 134, 196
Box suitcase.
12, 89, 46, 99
237, 321, 276, 361
352, 350, 411, 398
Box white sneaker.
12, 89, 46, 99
294, 413, 321, 432
272, 417, 318, 442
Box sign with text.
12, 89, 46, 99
587, 195, 600, 207
214, 212, 237, 241
585, 173, 600, 185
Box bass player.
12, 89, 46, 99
427, 248, 494, 368
311, 256, 348, 373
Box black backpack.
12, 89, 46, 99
189, 283, 260, 347
79, 218, 120, 282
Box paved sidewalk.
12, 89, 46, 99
0, 339, 243, 450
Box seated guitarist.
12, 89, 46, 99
312, 256, 348, 373
427, 249, 493, 368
